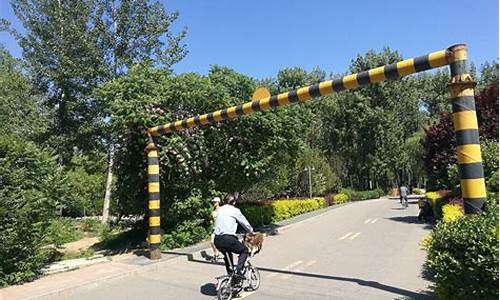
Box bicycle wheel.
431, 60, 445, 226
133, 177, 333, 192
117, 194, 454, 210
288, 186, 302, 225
247, 266, 261, 291
217, 278, 233, 300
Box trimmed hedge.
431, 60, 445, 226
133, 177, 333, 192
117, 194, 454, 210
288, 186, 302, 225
426, 190, 451, 219
240, 197, 325, 227
340, 189, 382, 201
425, 195, 499, 299
333, 193, 349, 204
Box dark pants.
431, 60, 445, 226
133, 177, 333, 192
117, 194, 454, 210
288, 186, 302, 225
214, 234, 248, 275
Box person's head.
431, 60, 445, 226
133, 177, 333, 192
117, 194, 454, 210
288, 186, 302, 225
211, 197, 221, 207
224, 193, 237, 205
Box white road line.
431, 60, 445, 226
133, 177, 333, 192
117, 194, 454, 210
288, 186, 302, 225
349, 232, 361, 240
364, 219, 372, 224
339, 232, 353, 240
282, 260, 317, 280
267, 260, 303, 278
371, 218, 378, 224
237, 291, 256, 299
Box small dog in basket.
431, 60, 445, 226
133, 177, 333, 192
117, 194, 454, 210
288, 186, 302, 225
243, 232, 264, 256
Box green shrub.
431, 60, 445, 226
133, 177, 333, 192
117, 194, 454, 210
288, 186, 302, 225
426, 191, 451, 219
333, 193, 349, 204
374, 188, 385, 197
425, 201, 498, 299
340, 188, 355, 201
0, 136, 65, 286
44, 218, 83, 246
487, 170, 498, 192
239, 203, 273, 227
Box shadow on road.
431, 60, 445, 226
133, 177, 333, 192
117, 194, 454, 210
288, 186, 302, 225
386, 216, 434, 230
200, 283, 217, 296
164, 251, 433, 300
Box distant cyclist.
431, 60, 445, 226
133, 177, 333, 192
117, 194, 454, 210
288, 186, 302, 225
213, 193, 253, 282
399, 185, 409, 208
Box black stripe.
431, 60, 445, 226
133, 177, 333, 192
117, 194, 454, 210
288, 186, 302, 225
463, 198, 486, 214
235, 105, 244, 115
251, 100, 261, 112
149, 208, 161, 217
308, 84, 322, 98
169, 122, 176, 132
149, 192, 160, 200
207, 113, 215, 123
148, 174, 159, 182
459, 162, 484, 179
181, 119, 189, 128
455, 129, 480, 146
269, 96, 279, 107
194, 116, 201, 125
150, 243, 160, 249
149, 226, 162, 235
413, 55, 431, 72
288, 91, 299, 102
356, 71, 371, 86
450, 60, 468, 76
157, 125, 165, 134
384, 63, 399, 79
220, 109, 229, 120
148, 157, 159, 165
332, 78, 345, 92
452, 96, 476, 112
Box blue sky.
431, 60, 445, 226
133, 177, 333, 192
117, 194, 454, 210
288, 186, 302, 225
1, 0, 498, 79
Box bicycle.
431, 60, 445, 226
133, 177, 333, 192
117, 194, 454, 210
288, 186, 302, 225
401, 196, 408, 209
215, 248, 261, 300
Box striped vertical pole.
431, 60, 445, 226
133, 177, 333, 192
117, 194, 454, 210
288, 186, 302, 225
146, 135, 162, 259
447, 44, 486, 214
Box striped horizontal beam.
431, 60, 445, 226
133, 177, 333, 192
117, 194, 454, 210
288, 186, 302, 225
148, 47, 456, 136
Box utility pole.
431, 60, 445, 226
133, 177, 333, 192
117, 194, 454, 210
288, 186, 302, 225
304, 166, 314, 198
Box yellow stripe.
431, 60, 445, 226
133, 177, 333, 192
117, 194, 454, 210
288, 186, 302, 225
277, 92, 290, 106
343, 74, 359, 89
149, 216, 160, 227
452, 47, 467, 61
227, 106, 238, 118
149, 127, 159, 135
148, 165, 159, 175
242, 102, 253, 114
199, 114, 209, 125
319, 80, 334, 95
428, 50, 449, 68
147, 150, 158, 158
457, 144, 482, 164
460, 178, 487, 198
187, 117, 195, 127
149, 234, 161, 244
213, 110, 223, 122
259, 97, 271, 110
174, 120, 183, 131
297, 87, 311, 101
396, 59, 416, 76
368, 66, 386, 83
453, 111, 479, 131
149, 200, 160, 209
148, 182, 160, 193
449, 87, 474, 98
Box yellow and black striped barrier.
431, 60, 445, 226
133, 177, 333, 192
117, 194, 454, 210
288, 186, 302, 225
447, 45, 486, 213
145, 44, 486, 259
146, 135, 162, 259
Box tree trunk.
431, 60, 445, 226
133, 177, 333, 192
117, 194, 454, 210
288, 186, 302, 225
102, 143, 115, 224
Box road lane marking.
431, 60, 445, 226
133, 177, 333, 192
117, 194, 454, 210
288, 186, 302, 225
267, 260, 303, 278
364, 219, 372, 224
349, 232, 361, 240
282, 260, 317, 280
371, 218, 378, 224
237, 291, 256, 299
339, 232, 353, 240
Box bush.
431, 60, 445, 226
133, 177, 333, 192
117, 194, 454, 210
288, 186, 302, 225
426, 190, 451, 219
487, 170, 498, 192
341, 189, 380, 201
333, 193, 349, 204
340, 188, 355, 201
239, 197, 326, 227
0, 136, 65, 286
425, 201, 498, 299
441, 204, 464, 223
374, 188, 385, 197
44, 218, 83, 246
413, 188, 426, 195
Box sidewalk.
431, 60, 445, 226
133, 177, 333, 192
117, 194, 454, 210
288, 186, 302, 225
0, 198, 385, 300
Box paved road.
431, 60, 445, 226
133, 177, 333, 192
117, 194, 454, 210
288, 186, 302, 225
52, 198, 433, 300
